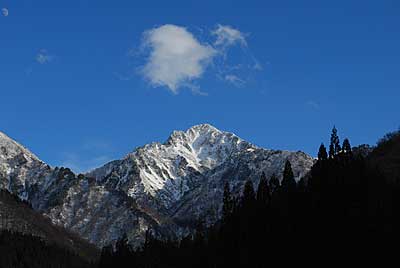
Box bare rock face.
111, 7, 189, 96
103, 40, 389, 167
0, 125, 315, 247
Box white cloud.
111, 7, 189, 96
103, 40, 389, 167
224, 74, 245, 87
141, 24, 217, 93
36, 49, 53, 64
212, 24, 247, 48
136, 24, 261, 93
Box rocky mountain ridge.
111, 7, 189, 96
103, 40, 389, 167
0, 124, 315, 247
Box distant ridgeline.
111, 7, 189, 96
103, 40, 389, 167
99, 127, 400, 267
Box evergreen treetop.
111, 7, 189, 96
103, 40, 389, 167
318, 143, 328, 161
281, 160, 296, 192
269, 173, 280, 193
241, 180, 256, 207
342, 138, 352, 154
256, 172, 271, 206
330, 126, 341, 155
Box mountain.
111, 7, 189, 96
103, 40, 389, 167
0, 124, 315, 247
0, 131, 50, 200
0, 189, 98, 262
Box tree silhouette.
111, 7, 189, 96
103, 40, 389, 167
241, 180, 256, 208
330, 126, 341, 155
342, 138, 352, 154
256, 172, 271, 207
281, 160, 296, 192
329, 143, 335, 159
269, 173, 280, 192
318, 143, 328, 161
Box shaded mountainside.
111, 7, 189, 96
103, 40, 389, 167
368, 130, 400, 183
0, 189, 99, 262
0, 230, 95, 268
99, 128, 400, 268
0, 124, 315, 247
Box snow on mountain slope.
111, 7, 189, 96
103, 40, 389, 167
0, 132, 51, 200
87, 124, 252, 208
87, 124, 315, 232
0, 132, 162, 246
0, 125, 315, 247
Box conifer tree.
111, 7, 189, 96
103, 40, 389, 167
330, 126, 341, 155
281, 160, 296, 192
256, 172, 271, 207
269, 173, 280, 192
242, 180, 256, 208
342, 138, 352, 154
318, 143, 328, 161
297, 177, 307, 191
329, 143, 335, 159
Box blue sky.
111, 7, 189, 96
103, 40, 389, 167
1, 0, 399, 173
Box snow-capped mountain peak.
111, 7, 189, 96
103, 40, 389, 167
93, 124, 254, 203
164, 123, 250, 168
0, 125, 315, 247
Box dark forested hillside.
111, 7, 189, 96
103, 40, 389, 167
368, 130, 400, 183
0, 189, 99, 265
99, 127, 400, 267
0, 230, 95, 268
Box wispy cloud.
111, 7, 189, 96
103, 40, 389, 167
24, 49, 55, 76
224, 74, 245, 87
212, 24, 247, 48
210, 24, 265, 90
140, 24, 216, 94
36, 49, 53, 64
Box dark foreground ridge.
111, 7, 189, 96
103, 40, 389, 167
0, 189, 99, 266
0, 230, 96, 268
99, 127, 400, 267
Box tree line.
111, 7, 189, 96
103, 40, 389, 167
99, 127, 400, 267
0, 230, 95, 268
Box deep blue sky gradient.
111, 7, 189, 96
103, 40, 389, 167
1, 0, 399, 172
